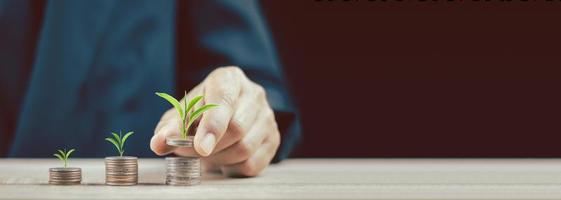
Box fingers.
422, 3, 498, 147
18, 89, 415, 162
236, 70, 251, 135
155, 109, 175, 133
220, 130, 280, 177
159, 108, 177, 122
194, 67, 243, 156
150, 133, 174, 156
152, 66, 280, 178
150, 113, 181, 156
151, 83, 204, 157
212, 85, 263, 153
173, 145, 198, 156
209, 108, 273, 165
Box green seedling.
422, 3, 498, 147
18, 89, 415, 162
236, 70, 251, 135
105, 131, 134, 157
53, 148, 75, 168
155, 91, 219, 139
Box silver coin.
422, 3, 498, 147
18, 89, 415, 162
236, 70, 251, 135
105, 162, 138, 165
49, 167, 81, 172
166, 173, 200, 176
167, 170, 200, 173
49, 181, 81, 185
106, 177, 138, 181
49, 175, 81, 177
166, 136, 195, 147
166, 179, 201, 183
166, 163, 200, 166
165, 169, 201, 173
166, 179, 201, 186
167, 162, 199, 164
166, 162, 200, 166
166, 176, 201, 181
49, 172, 82, 174
166, 159, 199, 162
166, 164, 200, 167
105, 168, 138, 172
105, 156, 137, 160
106, 181, 137, 186
165, 156, 198, 160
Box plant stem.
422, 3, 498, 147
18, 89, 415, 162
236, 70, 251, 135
119, 131, 124, 156
182, 106, 188, 139
184, 121, 188, 139
181, 118, 187, 139
64, 148, 67, 167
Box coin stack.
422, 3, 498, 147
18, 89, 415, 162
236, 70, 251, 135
165, 157, 201, 185
166, 136, 194, 147
166, 136, 201, 186
105, 156, 138, 186
49, 167, 81, 185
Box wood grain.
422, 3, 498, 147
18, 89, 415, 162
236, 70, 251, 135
1, 159, 561, 199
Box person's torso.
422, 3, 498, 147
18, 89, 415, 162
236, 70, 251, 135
1, 0, 176, 157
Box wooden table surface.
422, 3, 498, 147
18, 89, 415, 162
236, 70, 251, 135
2, 158, 561, 199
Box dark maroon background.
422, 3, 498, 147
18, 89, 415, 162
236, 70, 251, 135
262, 1, 561, 158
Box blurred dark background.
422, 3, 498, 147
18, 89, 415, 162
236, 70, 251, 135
2, 1, 561, 158
262, 1, 561, 158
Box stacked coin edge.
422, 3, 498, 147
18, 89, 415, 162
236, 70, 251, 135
105, 156, 138, 186
165, 156, 201, 186
49, 167, 82, 185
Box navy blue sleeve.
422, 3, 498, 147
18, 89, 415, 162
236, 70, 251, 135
177, 0, 301, 162
7, 0, 176, 157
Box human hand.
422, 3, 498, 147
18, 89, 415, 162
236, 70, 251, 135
151, 66, 280, 177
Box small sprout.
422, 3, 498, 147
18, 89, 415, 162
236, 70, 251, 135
53, 148, 75, 168
155, 92, 219, 139
105, 131, 134, 157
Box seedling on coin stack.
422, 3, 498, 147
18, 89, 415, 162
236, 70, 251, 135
104, 131, 138, 186
49, 148, 81, 185
155, 91, 218, 186
155, 92, 218, 145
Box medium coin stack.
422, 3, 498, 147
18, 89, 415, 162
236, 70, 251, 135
105, 156, 138, 186
165, 157, 201, 186
166, 136, 201, 186
49, 167, 81, 185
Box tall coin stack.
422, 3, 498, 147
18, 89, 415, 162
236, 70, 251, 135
105, 156, 138, 186
49, 167, 81, 185
166, 136, 201, 186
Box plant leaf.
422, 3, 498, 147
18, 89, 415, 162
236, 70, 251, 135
105, 137, 121, 154
191, 104, 219, 122
53, 153, 64, 162
111, 132, 121, 145
120, 131, 134, 150
155, 92, 184, 120
57, 149, 65, 157
181, 91, 188, 137
184, 91, 188, 117
186, 104, 219, 133
65, 149, 75, 160
186, 95, 203, 119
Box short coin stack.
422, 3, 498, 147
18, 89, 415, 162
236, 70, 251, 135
166, 136, 201, 186
49, 167, 81, 185
166, 137, 194, 146
105, 156, 138, 186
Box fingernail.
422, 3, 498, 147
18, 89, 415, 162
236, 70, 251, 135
200, 133, 216, 155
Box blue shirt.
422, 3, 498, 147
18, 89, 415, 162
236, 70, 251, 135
0, 0, 300, 162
